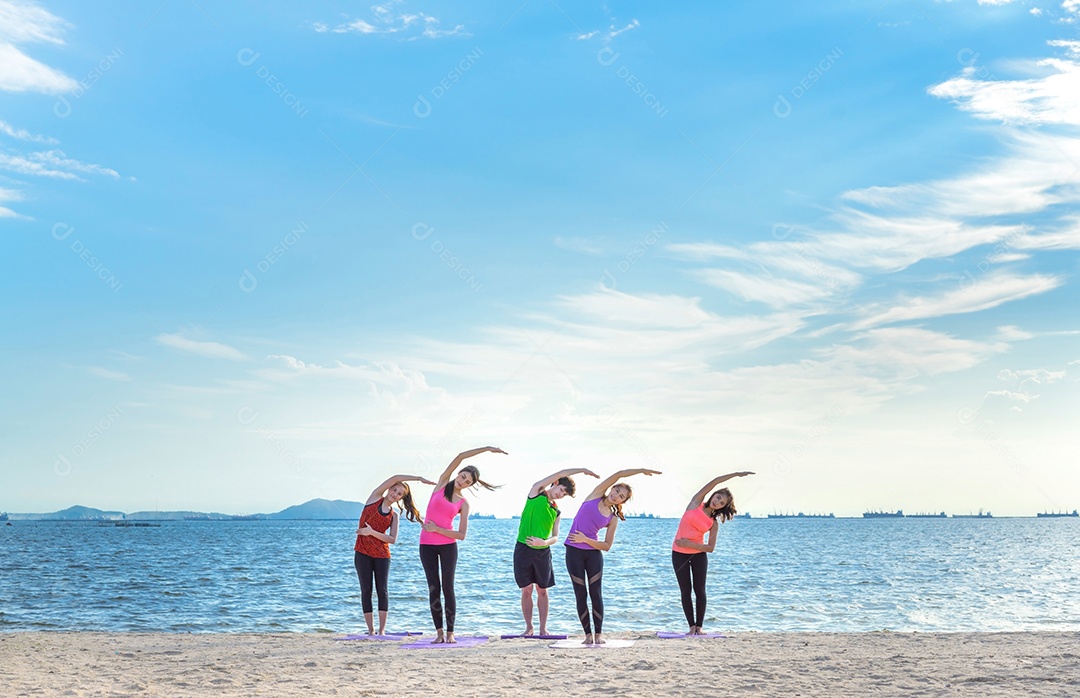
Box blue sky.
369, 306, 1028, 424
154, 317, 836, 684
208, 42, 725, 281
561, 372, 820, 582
2, 0, 1078, 517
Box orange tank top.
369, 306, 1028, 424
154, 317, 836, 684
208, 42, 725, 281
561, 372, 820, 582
672, 504, 714, 554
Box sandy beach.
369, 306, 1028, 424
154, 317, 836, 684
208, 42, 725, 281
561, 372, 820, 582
2, 631, 1077, 696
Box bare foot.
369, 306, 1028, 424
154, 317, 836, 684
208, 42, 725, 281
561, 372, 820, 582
595, 633, 606, 645
523, 626, 534, 637
583, 633, 594, 645
538, 627, 548, 637
434, 630, 445, 644
446, 632, 457, 644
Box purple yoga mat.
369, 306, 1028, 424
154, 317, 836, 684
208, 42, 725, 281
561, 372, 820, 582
399, 636, 488, 649
499, 634, 568, 640
656, 631, 729, 639
335, 632, 423, 641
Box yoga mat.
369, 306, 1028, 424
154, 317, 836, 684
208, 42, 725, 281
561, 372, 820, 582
500, 634, 568, 640
335, 632, 423, 641
548, 639, 636, 649
399, 636, 488, 649
656, 631, 729, 639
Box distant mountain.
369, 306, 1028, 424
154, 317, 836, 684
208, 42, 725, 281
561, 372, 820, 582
126, 511, 233, 521
266, 498, 363, 520
9, 505, 125, 521
5, 498, 364, 521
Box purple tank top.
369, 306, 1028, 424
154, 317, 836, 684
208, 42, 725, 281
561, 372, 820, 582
564, 497, 613, 550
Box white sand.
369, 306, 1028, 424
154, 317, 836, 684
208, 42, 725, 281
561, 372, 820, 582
1, 631, 1078, 696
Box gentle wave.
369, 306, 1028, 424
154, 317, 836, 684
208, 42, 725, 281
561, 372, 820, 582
1, 518, 1077, 633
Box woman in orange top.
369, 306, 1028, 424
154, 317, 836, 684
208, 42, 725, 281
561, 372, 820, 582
354, 473, 433, 635
672, 471, 754, 635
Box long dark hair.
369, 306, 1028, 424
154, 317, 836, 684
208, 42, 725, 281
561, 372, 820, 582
705, 487, 736, 523
442, 464, 499, 501
395, 484, 421, 523
606, 483, 632, 521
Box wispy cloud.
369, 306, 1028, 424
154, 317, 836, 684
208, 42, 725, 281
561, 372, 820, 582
88, 366, 133, 382
0, 149, 121, 180
0, 185, 23, 218
0, 0, 76, 93
576, 18, 640, 42
0, 118, 57, 143
850, 272, 1061, 330
314, 1, 468, 39
155, 334, 248, 361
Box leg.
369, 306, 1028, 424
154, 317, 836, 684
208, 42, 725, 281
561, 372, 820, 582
520, 585, 535, 635
691, 552, 708, 631
536, 586, 550, 636
672, 551, 696, 631
514, 543, 535, 635
373, 557, 391, 634
354, 552, 376, 634
440, 543, 458, 641
418, 545, 444, 640
565, 546, 593, 640
583, 549, 605, 643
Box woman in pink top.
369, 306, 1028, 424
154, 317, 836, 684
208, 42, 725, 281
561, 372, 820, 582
672, 471, 754, 635
419, 446, 505, 643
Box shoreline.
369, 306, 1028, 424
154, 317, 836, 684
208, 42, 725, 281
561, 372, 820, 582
2, 631, 1077, 696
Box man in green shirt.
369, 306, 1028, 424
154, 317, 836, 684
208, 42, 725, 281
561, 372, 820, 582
514, 467, 598, 636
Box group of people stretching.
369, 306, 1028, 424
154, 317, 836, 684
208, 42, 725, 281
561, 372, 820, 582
353, 446, 753, 643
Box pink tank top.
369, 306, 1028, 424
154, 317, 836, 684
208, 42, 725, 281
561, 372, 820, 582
672, 504, 715, 554
419, 487, 464, 546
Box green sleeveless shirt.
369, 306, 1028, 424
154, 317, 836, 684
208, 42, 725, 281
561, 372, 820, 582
516, 494, 560, 547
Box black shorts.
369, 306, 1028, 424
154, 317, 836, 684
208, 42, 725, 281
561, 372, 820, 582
513, 541, 556, 589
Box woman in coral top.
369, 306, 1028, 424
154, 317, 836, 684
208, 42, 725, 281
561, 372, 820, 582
419, 446, 505, 643
354, 473, 433, 636
672, 471, 754, 635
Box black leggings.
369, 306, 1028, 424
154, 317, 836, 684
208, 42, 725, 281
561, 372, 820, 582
354, 552, 391, 613
419, 543, 458, 632
672, 551, 708, 628
565, 546, 604, 634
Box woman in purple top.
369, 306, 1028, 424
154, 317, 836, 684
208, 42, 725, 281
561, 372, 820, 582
564, 467, 661, 644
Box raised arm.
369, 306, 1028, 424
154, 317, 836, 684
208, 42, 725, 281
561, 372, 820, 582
365, 474, 436, 506
421, 499, 470, 540
685, 471, 754, 511
528, 468, 599, 498
586, 468, 662, 500
434, 446, 508, 487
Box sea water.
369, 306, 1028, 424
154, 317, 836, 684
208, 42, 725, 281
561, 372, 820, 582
1, 518, 1077, 634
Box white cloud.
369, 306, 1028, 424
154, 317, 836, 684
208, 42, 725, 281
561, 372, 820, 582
0, 0, 76, 93
995, 325, 1036, 341
800, 211, 1019, 272
315, 2, 468, 38
88, 366, 133, 382
929, 52, 1080, 126
0, 149, 121, 180
577, 16, 640, 42
155, 334, 247, 360
553, 236, 605, 256
0, 118, 57, 143
850, 273, 1061, 330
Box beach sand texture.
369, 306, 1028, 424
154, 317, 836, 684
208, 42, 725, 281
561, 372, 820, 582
2, 631, 1077, 696
0, 631, 1075, 695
